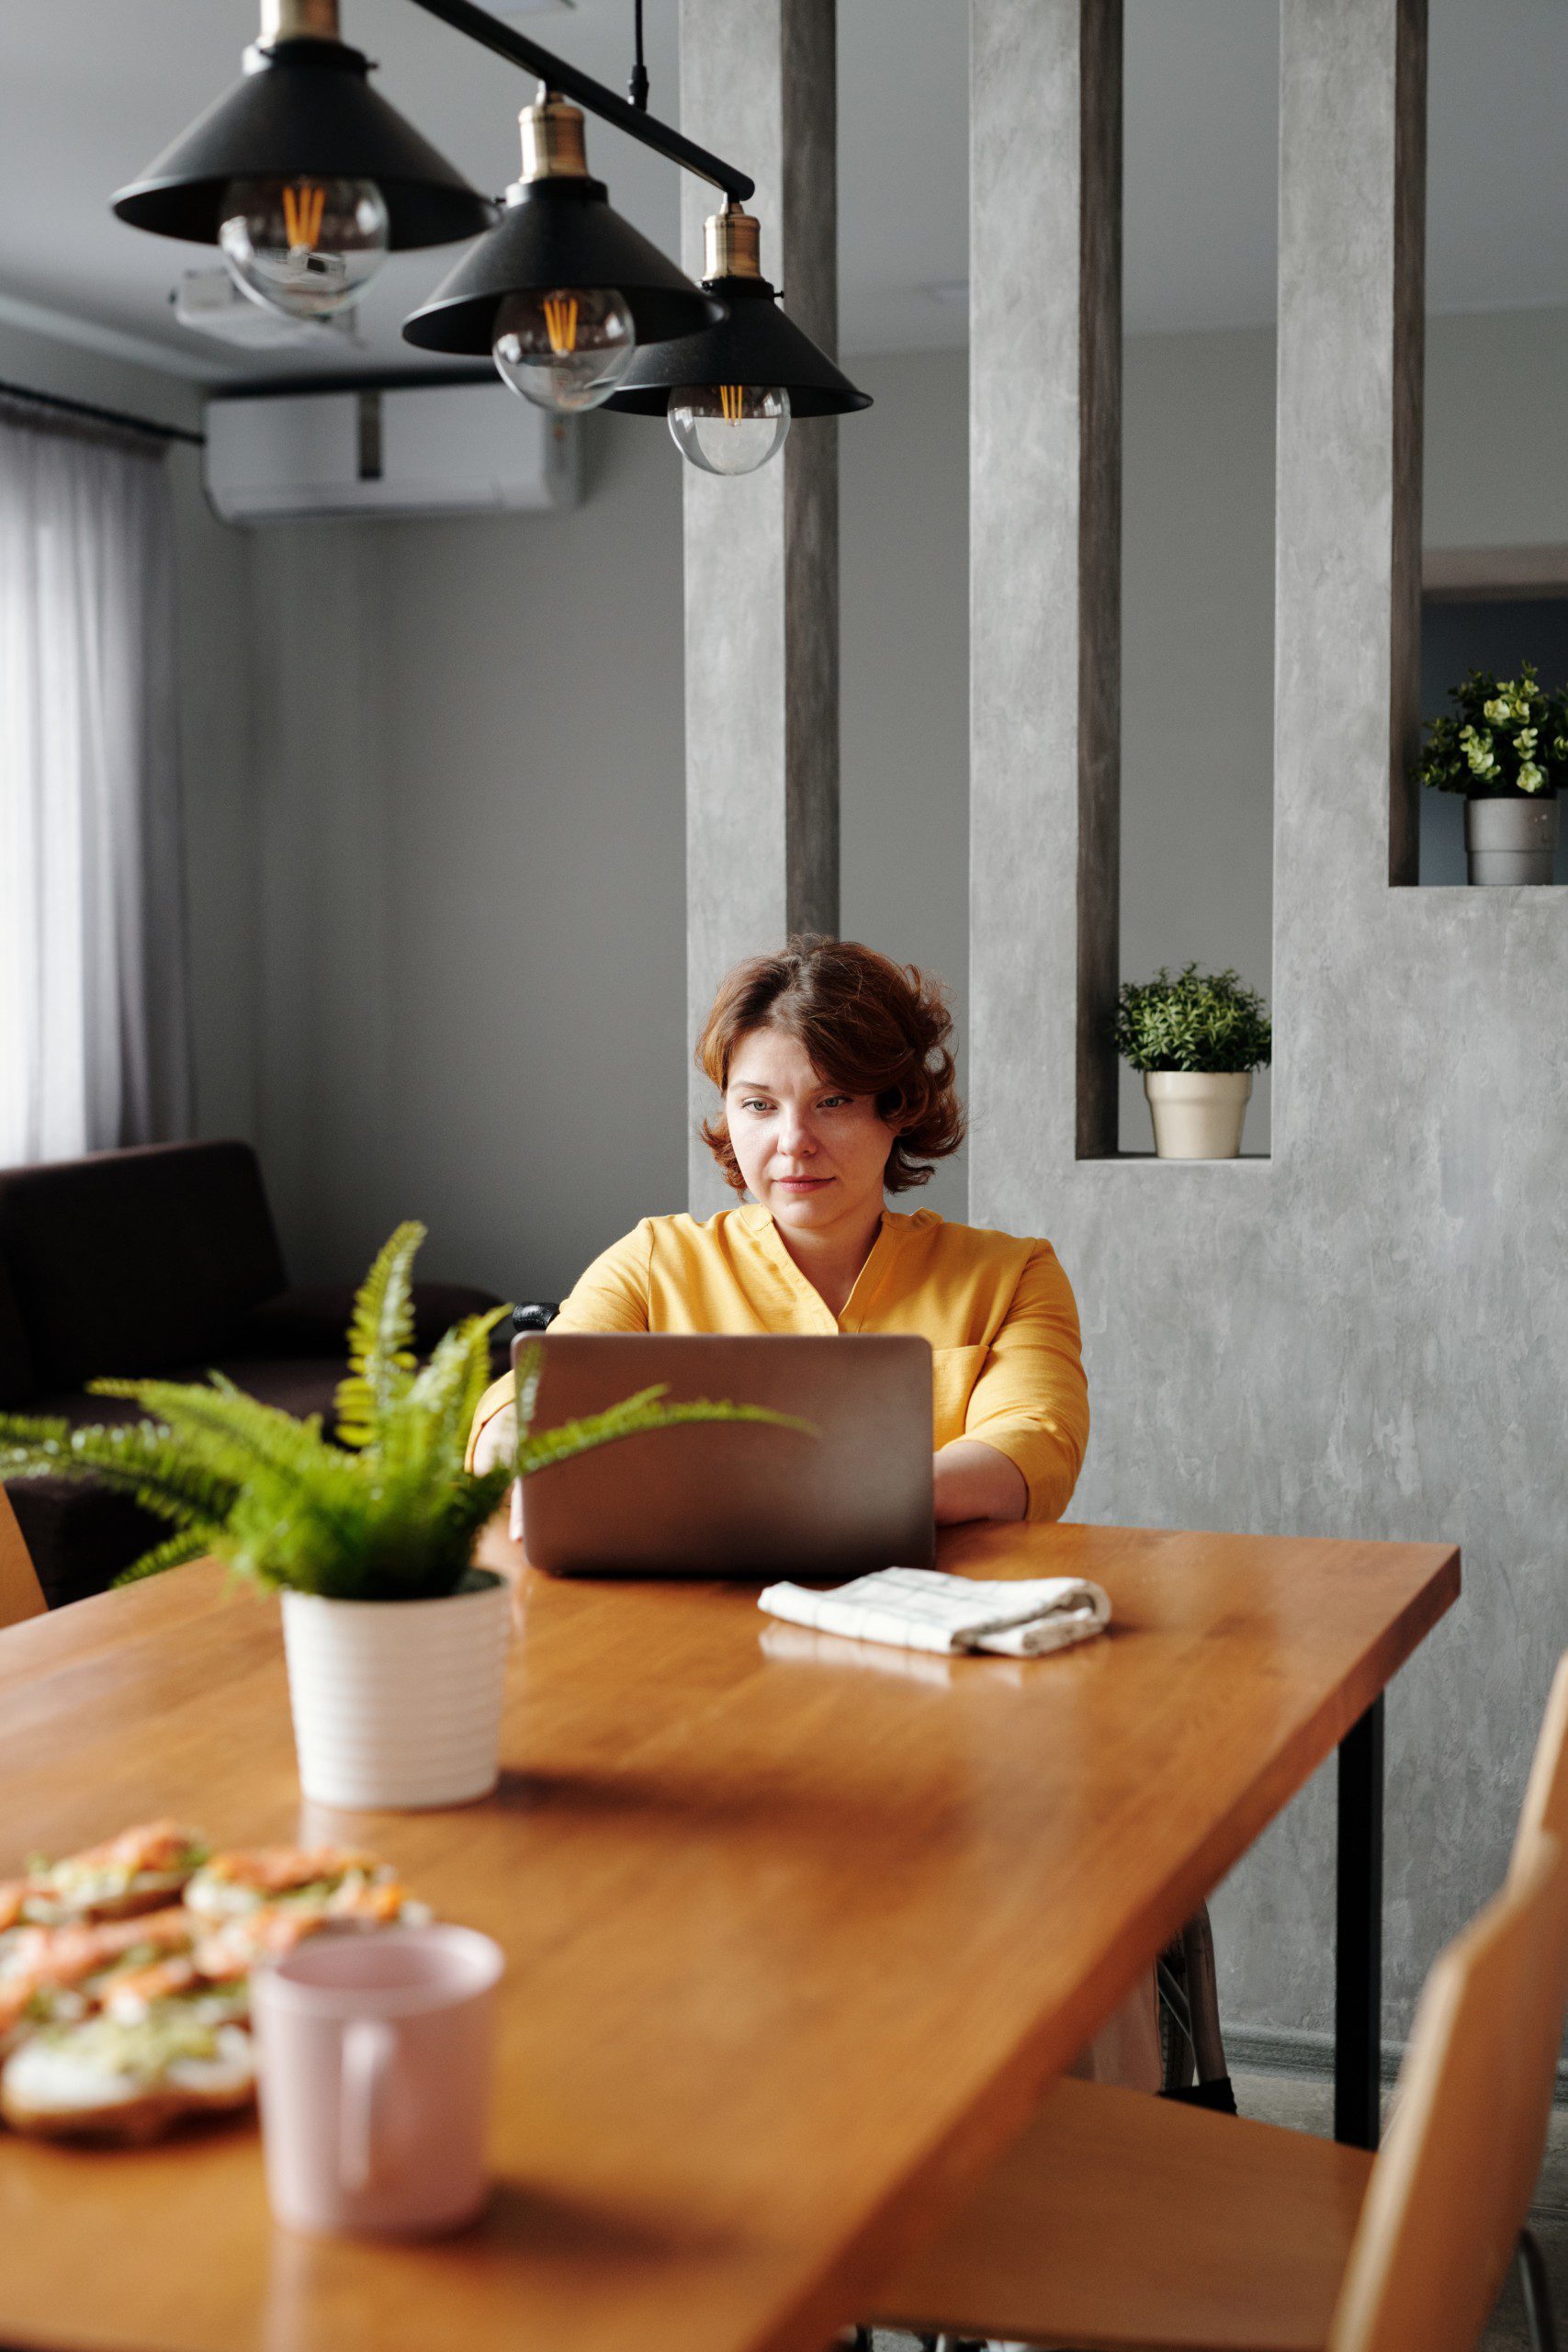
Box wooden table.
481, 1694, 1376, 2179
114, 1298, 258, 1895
0, 1519, 1457, 2352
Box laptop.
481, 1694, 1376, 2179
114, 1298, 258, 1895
516, 1331, 935, 1577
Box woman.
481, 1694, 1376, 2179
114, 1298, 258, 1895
470, 937, 1088, 1526
469, 937, 1157, 2089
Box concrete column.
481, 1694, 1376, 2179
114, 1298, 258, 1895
680, 0, 840, 1213
968, 0, 1121, 1226
1272, 0, 1426, 1143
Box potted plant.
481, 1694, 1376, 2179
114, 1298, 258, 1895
0, 1224, 804, 1811
1415, 662, 1564, 885
1114, 966, 1272, 1160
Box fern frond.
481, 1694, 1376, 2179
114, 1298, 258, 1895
90, 1377, 369, 1582
334, 1221, 423, 1447
112, 1528, 215, 1587
400, 1306, 512, 1486
91, 1376, 340, 1497
0, 1414, 239, 1530
518, 1392, 814, 1477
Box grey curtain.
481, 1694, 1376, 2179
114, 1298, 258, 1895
0, 404, 192, 1164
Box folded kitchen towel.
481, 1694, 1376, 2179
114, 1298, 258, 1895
758, 1566, 1111, 1658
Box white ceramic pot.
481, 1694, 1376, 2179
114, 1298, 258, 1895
1465, 794, 1559, 885
1144, 1070, 1253, 1160
280, 1570, 510, 1811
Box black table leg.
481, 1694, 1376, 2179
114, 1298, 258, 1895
1335, 1695, 1385, 2148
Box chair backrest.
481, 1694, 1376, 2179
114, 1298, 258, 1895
0, 1486, 46, 1628
1328, 1833, 1568, 2352
1513, 1648, 1568, 1870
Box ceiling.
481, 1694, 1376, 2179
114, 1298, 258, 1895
1, 0, 1565, 385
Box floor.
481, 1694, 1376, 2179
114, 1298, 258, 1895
869, 2066, 1568, 2350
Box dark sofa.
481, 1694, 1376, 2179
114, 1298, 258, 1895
0, 1140, 503, 1609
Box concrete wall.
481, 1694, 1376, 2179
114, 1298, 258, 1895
971, 0, 1568, 2065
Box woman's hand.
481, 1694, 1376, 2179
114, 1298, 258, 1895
472, 1404, 517, 1476
932, 1438, 1029, 1526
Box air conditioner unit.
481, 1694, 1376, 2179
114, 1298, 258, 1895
204, 379, 580, 523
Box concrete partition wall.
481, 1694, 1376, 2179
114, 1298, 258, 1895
971, 0, 1568, 2044
681, 0, 840, 1213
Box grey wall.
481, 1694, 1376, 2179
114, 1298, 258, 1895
1122, 323, 1276, 1153
242, 351, 976, 1294
247, 424, 688, 1295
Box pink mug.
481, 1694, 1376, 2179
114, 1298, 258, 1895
252, 1924, 504, 2237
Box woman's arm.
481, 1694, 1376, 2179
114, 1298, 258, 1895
466, 1220, 655, 1471
957, 1241, 1090, 1523
932, 1437, 1028, 1525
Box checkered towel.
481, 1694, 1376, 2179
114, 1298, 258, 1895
758, 1566, 1111, 1657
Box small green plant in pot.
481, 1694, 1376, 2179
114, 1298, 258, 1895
1114, 965, 1272, 1160
1415, 662, 1565, 885
0, 1224, 808, 1810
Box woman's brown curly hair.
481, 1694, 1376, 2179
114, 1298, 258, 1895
696, 936, 966, 1194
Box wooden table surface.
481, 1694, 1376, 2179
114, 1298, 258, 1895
0, 1520, 1458, 2352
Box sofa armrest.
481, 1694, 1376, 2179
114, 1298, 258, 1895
239, 1282, 505, 1360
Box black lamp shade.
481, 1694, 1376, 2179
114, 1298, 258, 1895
111, 39, 494, 250
603, 276, 871, 418
401, 177, 725, 356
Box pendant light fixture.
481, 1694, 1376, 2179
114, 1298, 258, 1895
112, 0, 851, 477
604, 201, 871, 475
401, 86, 724, 414
111, 0, 494, 322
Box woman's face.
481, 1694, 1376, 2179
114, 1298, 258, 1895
724, 1024, 897, 1239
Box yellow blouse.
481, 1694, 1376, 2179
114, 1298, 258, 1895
468, 1204, 1089, 1524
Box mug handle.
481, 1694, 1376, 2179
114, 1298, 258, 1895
338, 2018, 395, 2193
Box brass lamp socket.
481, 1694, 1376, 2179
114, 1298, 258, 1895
519, 89, 590, 183
703, 203, 762, 283
260, 0, 341, 40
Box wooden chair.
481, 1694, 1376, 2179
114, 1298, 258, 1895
0, 1485, 45, 1628
874, 1832, 1568, 2352
1515, 1650, 1568, 1866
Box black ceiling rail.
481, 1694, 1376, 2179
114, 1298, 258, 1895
0, 377, 204, 447
403, 0, 754, 203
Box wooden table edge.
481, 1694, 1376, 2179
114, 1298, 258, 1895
744, 1539, 1462, 2352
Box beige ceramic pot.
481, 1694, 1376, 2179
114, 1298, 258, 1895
1144, 1071, 1253, 1159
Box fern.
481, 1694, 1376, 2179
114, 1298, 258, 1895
334, 1221, 423, 1448
0, 1227, 812, 1602
0, 1415, 240, 1530
516, 1388, 813, 1477
112, 1529, 213, 1585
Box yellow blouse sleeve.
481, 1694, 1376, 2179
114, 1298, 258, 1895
465, 1221, 655, 1469
961, 1241, 1089, 1524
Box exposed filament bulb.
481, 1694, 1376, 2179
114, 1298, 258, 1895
219, 175, 389, 320
281, 180, 328, 254
491, 286, 637, 414
541, 294, 581, 356
668, 382, 792, 476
